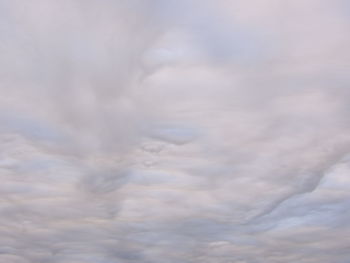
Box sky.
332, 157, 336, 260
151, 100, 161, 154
0, 0, 350, 262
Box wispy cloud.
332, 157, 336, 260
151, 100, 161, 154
0, 0, 350, 262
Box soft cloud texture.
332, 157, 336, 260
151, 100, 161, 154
0, 0, 350, 262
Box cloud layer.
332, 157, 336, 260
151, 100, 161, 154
1, 0, 350, 262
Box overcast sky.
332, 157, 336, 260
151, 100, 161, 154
0, 1, 350, 262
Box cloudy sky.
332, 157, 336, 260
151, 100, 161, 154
1, 0, 350, 262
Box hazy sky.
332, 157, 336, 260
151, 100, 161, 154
0, 1, 350, 262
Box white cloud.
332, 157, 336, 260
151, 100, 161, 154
0, 0, 350, 262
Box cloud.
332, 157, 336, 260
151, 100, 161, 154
0, 0, 350, 262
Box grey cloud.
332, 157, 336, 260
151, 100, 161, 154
0, 0, 350, 262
